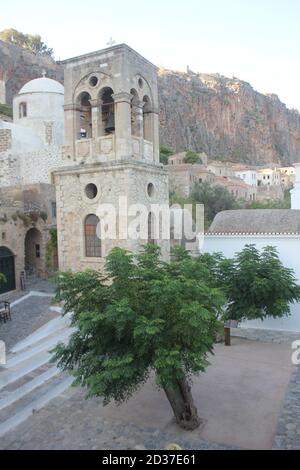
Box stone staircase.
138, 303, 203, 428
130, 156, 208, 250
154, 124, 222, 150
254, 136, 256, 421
0, 311, 74, 437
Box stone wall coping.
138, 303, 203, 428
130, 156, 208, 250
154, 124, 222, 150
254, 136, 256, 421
203, 232, 300, 237
52, 160, 167, 176
59, 43, 158, 71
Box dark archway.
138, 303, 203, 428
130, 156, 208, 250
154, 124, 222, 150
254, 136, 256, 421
25, 228, 43, 276
0, 247, 16, 294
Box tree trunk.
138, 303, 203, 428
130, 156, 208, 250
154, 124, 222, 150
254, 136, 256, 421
224, 326, 231, 346
162, 377, 200, 430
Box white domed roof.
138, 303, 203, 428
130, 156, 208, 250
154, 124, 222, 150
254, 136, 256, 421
19, 77, 64, 95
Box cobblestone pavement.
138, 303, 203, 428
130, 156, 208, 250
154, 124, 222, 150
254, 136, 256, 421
0, 278, 56, 304
273, 364, 300, 450
0, 387, 236, 450
0, 282, 58, 350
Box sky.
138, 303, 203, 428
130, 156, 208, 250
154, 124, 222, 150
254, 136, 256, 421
1, 0, 300, 110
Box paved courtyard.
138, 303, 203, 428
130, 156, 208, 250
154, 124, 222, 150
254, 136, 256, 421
0, 281, 299, 450
0, 282, 57, 350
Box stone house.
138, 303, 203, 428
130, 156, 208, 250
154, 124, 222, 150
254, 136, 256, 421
214, 175, 257, 201
168, 164, 215, 197
231, 164, 258, 187
279, 166, 296, 189
207, 161, 236, 178
0, 184, 57, 294
257, 167, 281, 186
168, 151, 208, 166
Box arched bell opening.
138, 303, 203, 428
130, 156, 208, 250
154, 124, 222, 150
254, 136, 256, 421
99, 87, 115, 136
76, 91, 92, 139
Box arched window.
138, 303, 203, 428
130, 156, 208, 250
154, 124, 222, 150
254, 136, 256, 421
85, 214, 101, 257
19, 102, 27, 118
76, 92, 92, 139
99, 87, 115, 136
143, 95, 153, 142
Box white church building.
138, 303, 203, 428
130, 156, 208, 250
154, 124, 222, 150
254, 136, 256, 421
0, 74, 66, 186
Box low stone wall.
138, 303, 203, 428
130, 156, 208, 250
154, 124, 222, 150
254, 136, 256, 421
232, 327, 300, 344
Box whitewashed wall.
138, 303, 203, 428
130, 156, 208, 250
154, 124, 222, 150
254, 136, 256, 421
291, 163, 300, 210
203, 234, 300, 332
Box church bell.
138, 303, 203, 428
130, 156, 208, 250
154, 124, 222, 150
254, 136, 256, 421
105, 110, 115, 133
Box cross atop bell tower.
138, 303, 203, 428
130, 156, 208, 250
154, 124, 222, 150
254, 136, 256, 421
62, 44, 160, 165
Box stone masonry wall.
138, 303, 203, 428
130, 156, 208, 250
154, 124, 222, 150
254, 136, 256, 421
0, 151, 18, 186
0, 128, 12, 152
54, 161, 169, 272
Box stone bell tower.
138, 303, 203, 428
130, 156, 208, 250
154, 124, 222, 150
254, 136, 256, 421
53, 44, 169, 272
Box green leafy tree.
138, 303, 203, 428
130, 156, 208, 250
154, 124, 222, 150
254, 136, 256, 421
0, 29, 53, 57
217, 245, 300, 344
52, 245, 225, 430
192, 181, 240, 226
160, 145, 174, 165
0, 273, 6, 285
183, 151, 202, 164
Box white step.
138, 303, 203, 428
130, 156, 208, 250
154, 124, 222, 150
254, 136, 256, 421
11, 314, 71, 354
0, 366, 61, 411
5, 328, 74, 369
0, 351, 51, 391
0, 376, 73, 437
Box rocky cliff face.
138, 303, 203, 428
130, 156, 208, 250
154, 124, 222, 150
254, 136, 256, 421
0, 40, 63, 104
1, 38, 300, 166
158, 69, 300, 165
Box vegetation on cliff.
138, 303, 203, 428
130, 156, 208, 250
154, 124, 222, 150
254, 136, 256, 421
0, 29, 53, 57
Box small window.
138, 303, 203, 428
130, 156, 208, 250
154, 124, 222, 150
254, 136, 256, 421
89, 76, 98, 87
35, 244, 40, 258
19, 102, 27, 118
1, 232, 5, 241
147, 183, 154, 197
51, 202, 57, 218
85, 183, 98, 200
